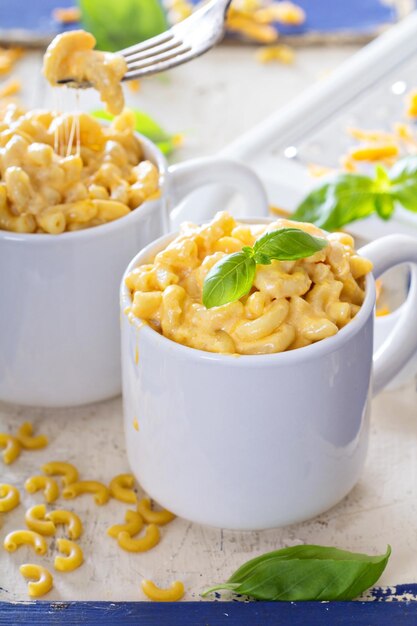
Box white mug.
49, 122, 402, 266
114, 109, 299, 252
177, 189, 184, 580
0, 134, 268, 408
121, 225, 417, 530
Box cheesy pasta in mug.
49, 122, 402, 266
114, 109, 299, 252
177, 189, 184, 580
125, 212, 373, 355
0, 105, 159, 234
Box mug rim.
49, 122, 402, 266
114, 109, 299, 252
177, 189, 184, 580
120, 221, 376, 366
0, 130, 168, 245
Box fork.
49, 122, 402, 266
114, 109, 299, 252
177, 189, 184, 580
58, 0, 233, 87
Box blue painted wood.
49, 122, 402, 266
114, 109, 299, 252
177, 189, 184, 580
193, 0, 397, 36
0, 0, 397, 42
2, 598, 417, 626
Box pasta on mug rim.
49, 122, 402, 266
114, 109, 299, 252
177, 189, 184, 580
0, 106, 161, 237
124, 212, 374, 358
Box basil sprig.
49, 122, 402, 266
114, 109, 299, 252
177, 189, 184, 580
293, 155, 417, 230
202, 228, 327, 309
202, 544, 391, 601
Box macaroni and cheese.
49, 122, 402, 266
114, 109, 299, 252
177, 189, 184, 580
43, 30, 127, 115
0, 106, 159, 233
126, 212, 372, 355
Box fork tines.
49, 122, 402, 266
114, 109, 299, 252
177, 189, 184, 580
121, 31, 192, 79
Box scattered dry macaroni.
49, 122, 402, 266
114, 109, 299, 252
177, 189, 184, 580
0, 47, 23, 76
141, 579, 185, 602
42, 461, 78, 487
109, 474, 137, 504
4, 529, 47, 555
52, 6, 82, 23
165, 0, 305, 44
133, 417, 139, 431
328, 89, 417, 174
255, 1, 305, 25
0, 105, 159, 234
107, 509, 144, 539
45, 509, 83, 540
25, 475, 59, 504
25, 504, 56, 536
0, 483, 20, 512
0, 79, 21, 99
348, 143, 399, 162
255, 44, 295, 65
406, 89, 417, 117
227, 10, 278, 43
16, 422, 48, 450
0, 433, 21, 464
137, 498, 176, 526
54, 538, 84, 572
117, 524, 160, 552
126, 212, 372, 355
43, 30, 127, 115
63, 480, 110, 505
19, 563, 53, 598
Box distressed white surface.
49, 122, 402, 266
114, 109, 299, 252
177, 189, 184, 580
1, 381, 417, 602
2, 43, 417, 602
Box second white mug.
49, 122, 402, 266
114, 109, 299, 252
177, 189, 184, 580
121, 224, 417, 530
0, 133, 268, 407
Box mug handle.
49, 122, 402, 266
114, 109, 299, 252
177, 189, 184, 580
167, 157, 269, 229
359, 235, 417, 395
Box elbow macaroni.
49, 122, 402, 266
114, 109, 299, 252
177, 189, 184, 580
41, 461, 79, 487
16, 422, 48, 450
63, 480, 110, 505
0, 433, 21, 464
0, 483, 20, 512
137, 497, 176, 526
0, 105, 159, 234
126, 212, 373, 355
141, 579, 185, 602
109, 474, 137, 504
4, 529, 47, 555
45, 509, 83, 540
107, 509, 144, 539
54, 538, 84, 572
19, 563, 53, 597
25, 475, 59, 503
117, 524, 160, 552
25, 504, 56, 536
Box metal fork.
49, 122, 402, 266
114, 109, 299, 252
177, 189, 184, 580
58, 0, 233, 87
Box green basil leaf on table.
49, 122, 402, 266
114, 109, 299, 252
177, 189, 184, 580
292, 155, 417, 230
389, 156, 417, 213
202, 544, 391, 601
293, 174, 376, 230
202, 251, 256, 309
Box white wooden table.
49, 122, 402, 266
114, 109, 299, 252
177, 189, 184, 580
2, 43, 417, 603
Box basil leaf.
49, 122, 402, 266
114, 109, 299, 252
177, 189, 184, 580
374, 194, 394, 220
253, 228, 327, 263
203, 544, 391, 601
293, 174, 376, 230
389, 156, 417, 212
202, 251, 256, 309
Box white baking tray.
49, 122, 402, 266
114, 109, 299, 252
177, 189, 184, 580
218, 11, 417, 242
